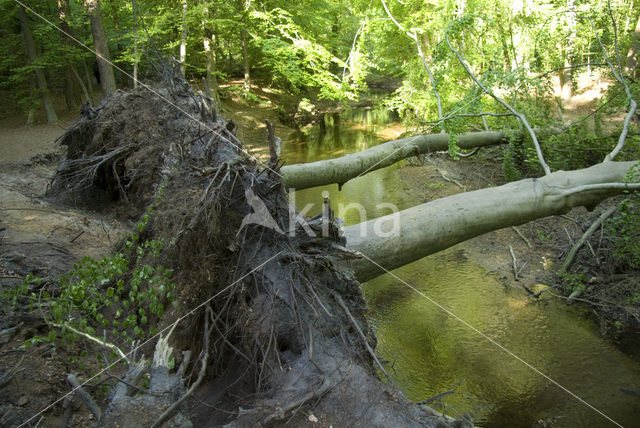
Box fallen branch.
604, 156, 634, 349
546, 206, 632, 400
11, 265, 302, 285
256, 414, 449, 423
456, 147, 480, 158
511, 227, 532, 248
67, 373, 102, 421
561, 205, 618, 273
52, 322, 128, 363
417, 389, 454, 405
345, 161, 638, 282
281, 130, 506, 190
560, 182, 640, 197
446, 33, 551, 175
417, 380, 464, 405
333, 292, 393, 384
620, 387, 640, 398
509, 245, 519, 281
263, 377, 333, 424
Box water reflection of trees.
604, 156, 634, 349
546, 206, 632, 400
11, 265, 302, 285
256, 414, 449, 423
284, 107, 398, 162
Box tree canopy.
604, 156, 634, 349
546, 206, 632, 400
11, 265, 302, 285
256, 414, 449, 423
2, 0, 638, 127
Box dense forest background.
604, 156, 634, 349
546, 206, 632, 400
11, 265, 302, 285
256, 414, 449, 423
4, 0, 640, 135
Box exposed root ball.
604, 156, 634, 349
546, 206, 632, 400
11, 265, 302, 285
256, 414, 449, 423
51, 71, 464, 427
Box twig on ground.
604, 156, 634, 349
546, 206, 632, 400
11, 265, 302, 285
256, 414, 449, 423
437, 169, 464, 189
67, 374, 102, 421
563, 227, 574, 246
0, 356, 24, 388
511, 227, 532, 248
509, 245, 519, 281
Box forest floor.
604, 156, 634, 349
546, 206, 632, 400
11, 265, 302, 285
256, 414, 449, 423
0, 77, 638, 426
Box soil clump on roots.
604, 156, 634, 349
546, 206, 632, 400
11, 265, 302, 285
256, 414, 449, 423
30, 67, 466, 427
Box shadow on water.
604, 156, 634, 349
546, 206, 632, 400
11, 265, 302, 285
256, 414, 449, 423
280, 105, 640, 427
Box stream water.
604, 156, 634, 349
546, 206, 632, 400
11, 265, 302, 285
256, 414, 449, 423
279, 107, 640, 427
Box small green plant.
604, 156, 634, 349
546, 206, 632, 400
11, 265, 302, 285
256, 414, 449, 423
536, 229, 551, 242
607, 195, 640, 269
561, 272, 586, 293
501, 133, 522, 182
2, 186, 177, 351
448, 134, 460, 160
425, 182, 445, 189
226, 85, 261, 104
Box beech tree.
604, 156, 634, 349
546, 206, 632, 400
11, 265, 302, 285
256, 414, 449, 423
85, 0, 117, 95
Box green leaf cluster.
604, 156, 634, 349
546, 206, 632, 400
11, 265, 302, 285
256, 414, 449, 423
2, 205, 177, 351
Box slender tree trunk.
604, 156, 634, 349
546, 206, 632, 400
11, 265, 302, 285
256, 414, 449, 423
19, 5, 58, 124
202, 2, 221, 109
26, 74, 37, 125
627, 13, 640, 78
83, 59, 95, 93
132, 0, 138, 88
180, 0, 187, 77
344, 161, 639, 282
561, 0, 576, 102
498, 24, 512, 71
561, 60, 573, 100
109, 3, 127, 87
204, 37, 219, 97
85, 0, 117, 96
58, 0, 79, 110
241, 0, 251, 92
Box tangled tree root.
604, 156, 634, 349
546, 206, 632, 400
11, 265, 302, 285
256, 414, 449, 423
50, 67, 468, 427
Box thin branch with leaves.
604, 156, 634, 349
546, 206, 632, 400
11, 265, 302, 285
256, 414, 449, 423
446, 34, 552, 175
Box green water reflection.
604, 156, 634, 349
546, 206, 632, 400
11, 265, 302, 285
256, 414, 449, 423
280, 107, 640, 427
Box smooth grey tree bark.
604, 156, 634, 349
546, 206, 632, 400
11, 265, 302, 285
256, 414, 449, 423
343, 161, 640, 282
85, 0, 117, 96
281, 131, 506, 190
202, 3, 221, 108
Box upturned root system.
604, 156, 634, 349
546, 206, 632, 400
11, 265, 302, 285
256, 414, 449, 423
51, 68, 464, 427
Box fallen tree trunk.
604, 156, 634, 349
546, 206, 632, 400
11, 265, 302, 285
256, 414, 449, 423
281, 130, 506, 189
344, 161, 639, 282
